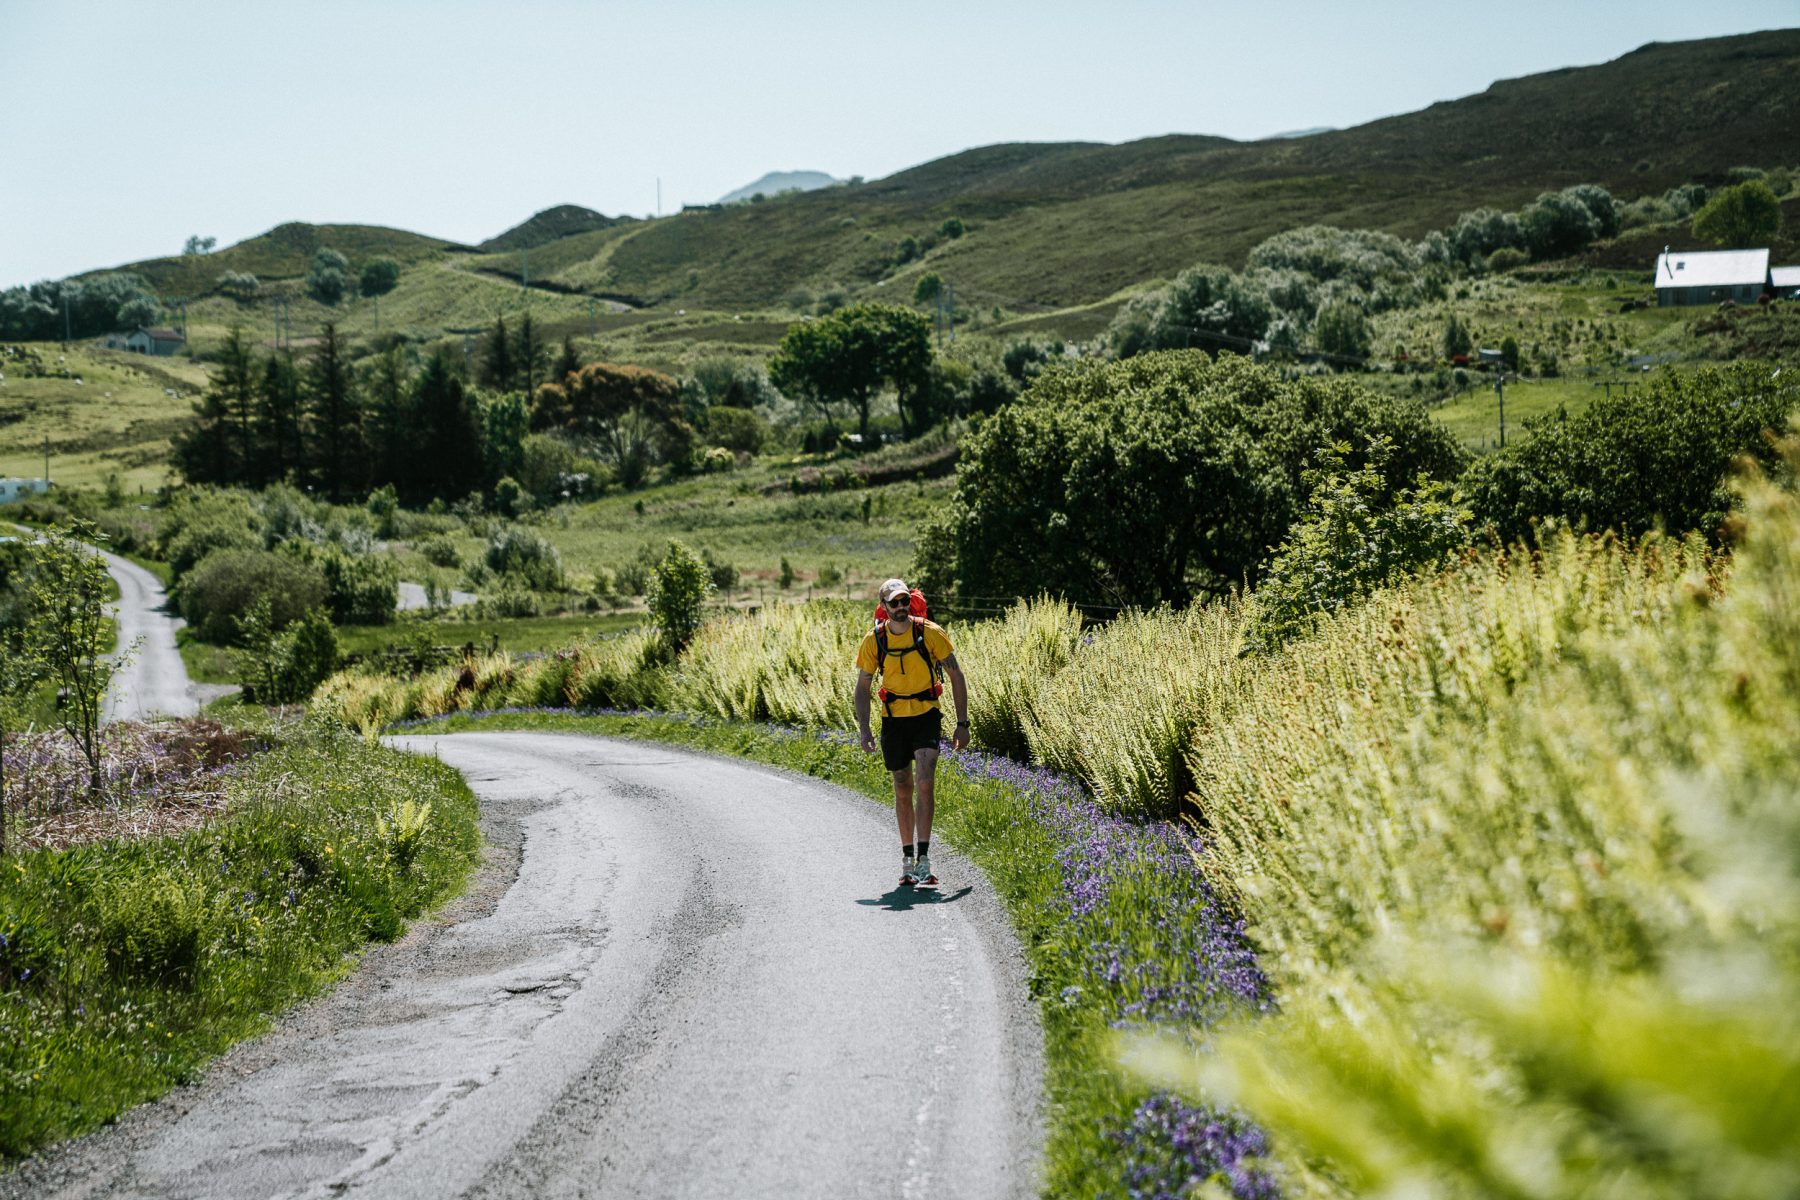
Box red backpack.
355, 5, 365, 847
872, 588, 942, 716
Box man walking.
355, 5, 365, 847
855, 578, 969, 886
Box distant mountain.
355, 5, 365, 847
718, 171, 840, 204
1266, 126, 1336, 140
478, 205, 630, 253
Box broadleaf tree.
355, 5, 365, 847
768, 302, 933, 438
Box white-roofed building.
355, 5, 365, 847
1653, 247, 1770, 307
1771, 265, 1800, 298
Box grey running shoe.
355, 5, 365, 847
915, 854, 936, 885
900, 857, 919, 886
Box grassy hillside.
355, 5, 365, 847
0, 344, 206, 490
58, 29, 1800, 351
497, 30, 1800, 313
88, 223, 463, 299
476, 205, 633, 253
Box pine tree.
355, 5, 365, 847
304, 322, 363, 501
413, 350, 485, 504
553, 335, 582, 385
513, 311, 548, 398
363, 345, 414, 495
257, 349, 303, 484
172, 324, 253, 484
479, 314, 514, 391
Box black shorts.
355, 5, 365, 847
880, 710, 942, 771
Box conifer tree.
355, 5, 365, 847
304, 322, 363, 500
412, 350, 484, 503
513, 311, 548, 398
363, 345, 413, 494
479, 314, 514, 391
173, 323, 254, 484
553, 335, 582, 386
257, 348, 303, 484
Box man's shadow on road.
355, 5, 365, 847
856, 885, 973, 912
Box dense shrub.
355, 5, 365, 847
1463, 364, 1800, 543
235, 605, 340, 704
1312, 301, 1371, 362
1520, 188, 1603, 259
281, 543, 398, 626
1243, 439, 1472, 652
1446, 207, 1527, 266
416, 534, 460, 569
702, 406, 770, 454
915, 351, 1466, 610
645, 541, 714, 651
162, 494, 262, 578
1245, 224, 1420, 303
177, 549, 328, 642
482, 526, 565, 591
1107, 265, 1271, 358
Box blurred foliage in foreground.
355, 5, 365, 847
1130, 429, 1800, 1199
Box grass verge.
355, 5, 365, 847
0, 724, 481, 1160
394, 707, 1275, 1198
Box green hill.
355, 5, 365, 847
477, 205, 634, 253
86, 223, 463, 299
64, 29, 1800, 343
490, 30, 1800, 314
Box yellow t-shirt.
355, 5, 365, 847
855, 619, 954, 719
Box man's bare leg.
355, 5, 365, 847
913, 748, 938, 846
894, 766, 915, 855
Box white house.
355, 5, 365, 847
123, 326, 185, 355
1771, 265, 1800, 299
0, 478, 50, 505
1653, 248, 1770, 307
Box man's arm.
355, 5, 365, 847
942, 654, 970, 750
854, 670, 876, 753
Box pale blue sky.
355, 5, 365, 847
1, 1, 1793, 288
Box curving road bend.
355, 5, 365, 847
3, 732, 1044, 1200
100, 548, 203, 723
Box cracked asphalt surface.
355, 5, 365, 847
1, 731, 1044, 1200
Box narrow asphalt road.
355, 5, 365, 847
395, 580, 478, 611
3, 732, 1044, 1200
99, 548, 203, 723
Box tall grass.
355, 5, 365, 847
955, 597, 1083, 760
1024, 603, 1250, 818
1129, 441, 1800, 1198
663, 600, 861, 726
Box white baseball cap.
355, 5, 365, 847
880, 577, 910, 604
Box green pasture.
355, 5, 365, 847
334, 611, 645, 658
0, 345, 205, 491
